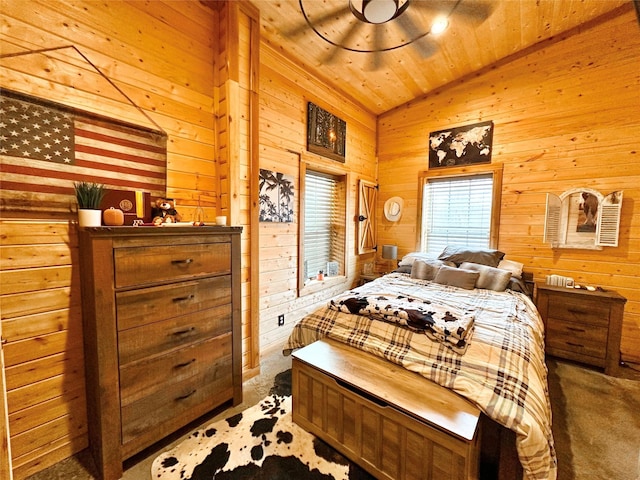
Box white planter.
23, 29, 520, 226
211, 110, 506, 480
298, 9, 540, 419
78, 209, 102, 228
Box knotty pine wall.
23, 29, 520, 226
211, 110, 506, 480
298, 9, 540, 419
257, 44, 378, 353
1, 1, 223, 477
377, 9, 640, 363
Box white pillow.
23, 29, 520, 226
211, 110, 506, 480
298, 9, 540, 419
398, 252, 439, 267
497, 259, 524, 279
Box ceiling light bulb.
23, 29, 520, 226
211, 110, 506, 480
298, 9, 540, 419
430, 17, 448, 35
363, 0, 398, 24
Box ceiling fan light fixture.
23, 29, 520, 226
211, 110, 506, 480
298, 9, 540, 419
350, 0, 408, 24
430, 16, 449, 35
364, 0, 398, 24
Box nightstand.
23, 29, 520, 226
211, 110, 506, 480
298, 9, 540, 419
359, 272, 382, 286
535, 284, 627, 376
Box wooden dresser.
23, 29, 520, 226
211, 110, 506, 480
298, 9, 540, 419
536, 284, 626, 376
78, 226, 242, 480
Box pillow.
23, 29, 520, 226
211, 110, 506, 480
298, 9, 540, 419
497, 259, 524, 279
393, 265, 412, 274
433, 265, 479, 290
398, 252, 439, 267
460, 262, 512, 292
508, 276, 532, 297
410, 260, 442, 281
438, 245, 505, 267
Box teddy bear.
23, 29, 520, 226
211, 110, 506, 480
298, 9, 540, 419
152, 198, 182, 225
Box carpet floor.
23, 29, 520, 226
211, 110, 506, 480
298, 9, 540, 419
26, 351, 640, 480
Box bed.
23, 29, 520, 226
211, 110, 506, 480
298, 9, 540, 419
284, 247, 557, 480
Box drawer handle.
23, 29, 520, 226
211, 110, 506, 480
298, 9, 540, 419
172, 294, 195, 303
566, 326, 585, 333
175, 390, 196, 401
174, 359, 196, 369
566, 342, 584, 348
171, 327, 196, 336
171, 258, 193, 265
568, 308, 588, 315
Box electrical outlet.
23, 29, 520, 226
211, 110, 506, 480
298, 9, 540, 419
278, 314, 285, 326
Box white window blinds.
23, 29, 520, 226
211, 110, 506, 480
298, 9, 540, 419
304, 170, 343, 278
422, 174, 494, 255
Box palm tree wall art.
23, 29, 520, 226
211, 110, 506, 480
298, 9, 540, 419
259, 169, 294, 222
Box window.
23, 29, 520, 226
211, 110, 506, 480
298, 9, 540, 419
299, 165, 348, 293
419, 165, 502, 255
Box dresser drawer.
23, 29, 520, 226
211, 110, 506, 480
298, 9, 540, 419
118, 304, 231, 365
114, 242, 231, 288
547, 295, 610, 327
116, 276, 231, 331
119, 333, 232, 407
120, 353, 234, 445
546, 320, 607, 359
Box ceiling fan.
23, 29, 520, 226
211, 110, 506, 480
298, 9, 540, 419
293, 0, 493, 68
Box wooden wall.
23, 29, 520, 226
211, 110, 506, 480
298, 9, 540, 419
377, 9, 640, 363
0, 1, 221, 477
257, 44, 378, 354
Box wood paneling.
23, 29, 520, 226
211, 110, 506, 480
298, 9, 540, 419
252, 0, 628, 114
257, 43, 377, 355
0, 1, 222, 477
377, 9, 640, 362
0, 219, 85, 478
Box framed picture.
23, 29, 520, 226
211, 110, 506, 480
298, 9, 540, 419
428, 120, 494, 168
259, 169, 294, 222
307, 102, 346, 162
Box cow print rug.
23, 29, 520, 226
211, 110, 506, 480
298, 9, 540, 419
151, 370, 374, 480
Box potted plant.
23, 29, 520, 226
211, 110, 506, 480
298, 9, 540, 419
74, 181, 105, 227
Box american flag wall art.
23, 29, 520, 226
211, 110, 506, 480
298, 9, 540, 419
0, 91, 166, 213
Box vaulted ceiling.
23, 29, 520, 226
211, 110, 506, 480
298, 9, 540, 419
252, 0, 630, 115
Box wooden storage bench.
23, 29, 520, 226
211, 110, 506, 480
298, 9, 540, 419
291, 338, 482, 480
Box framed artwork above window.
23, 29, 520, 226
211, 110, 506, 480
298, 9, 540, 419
307, 102, 346, 163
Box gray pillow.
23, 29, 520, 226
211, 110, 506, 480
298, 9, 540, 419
460, 262, 512, 292
433, 265, 479, 290
410, 260, 442, 280
438, 245, 505, 267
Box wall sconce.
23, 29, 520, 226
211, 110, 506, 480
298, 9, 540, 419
382, 244, 398, 272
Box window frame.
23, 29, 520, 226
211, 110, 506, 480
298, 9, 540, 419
298, 160, 350, 297
417, 164, 503, 252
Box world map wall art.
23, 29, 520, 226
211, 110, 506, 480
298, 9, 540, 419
428, 120, 494, 168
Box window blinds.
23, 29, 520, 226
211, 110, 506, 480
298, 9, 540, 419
422, 174, 493, 255
304, 171, 340, 278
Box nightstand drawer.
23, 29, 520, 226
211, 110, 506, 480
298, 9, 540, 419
547, 296, 609, 327
546, 320, 607, 359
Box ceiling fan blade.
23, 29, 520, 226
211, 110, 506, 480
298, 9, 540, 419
367, 26, 385, 71
320, 21, 363, 64
396, 13, 438, 58
451, 1, 494, 23
410, 0, 494, 23
284, 4, 352, 38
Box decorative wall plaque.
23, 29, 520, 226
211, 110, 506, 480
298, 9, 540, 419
307, 102, 346, 162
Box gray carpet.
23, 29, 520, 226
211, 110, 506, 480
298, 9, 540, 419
26, 354, 640, 479
547, 359, 640, 480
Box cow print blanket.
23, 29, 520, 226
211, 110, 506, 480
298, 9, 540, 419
329, 291, 475, 354
151, 374, 374, 480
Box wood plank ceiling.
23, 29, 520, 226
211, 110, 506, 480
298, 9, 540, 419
252, 0, 630, 115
